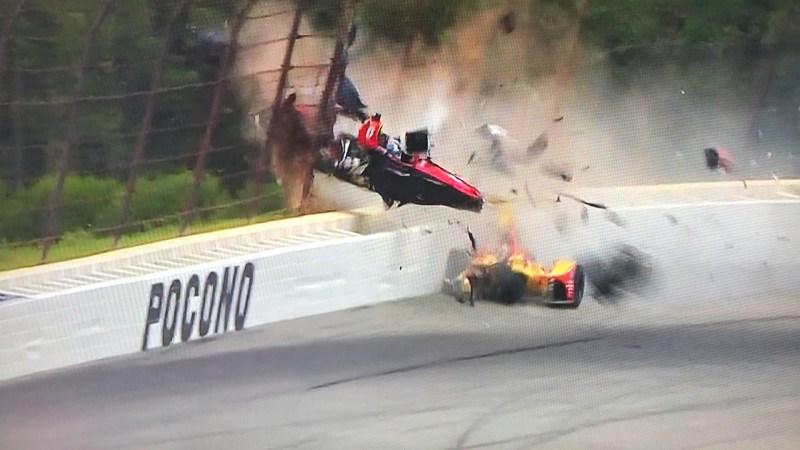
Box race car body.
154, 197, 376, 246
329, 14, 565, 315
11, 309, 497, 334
316, 129, 484, 213
447, 201, 585, 307
451, 251, 586, 308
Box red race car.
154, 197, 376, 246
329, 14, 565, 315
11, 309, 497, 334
317, 129, 484, 213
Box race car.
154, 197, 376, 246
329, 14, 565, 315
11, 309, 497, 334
443, 201, 585, 308
449, 250, 586, 308
317, 128, 484, 212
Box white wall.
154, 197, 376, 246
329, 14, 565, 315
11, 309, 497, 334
0, 228, 450, 382
1, 191, 798, 383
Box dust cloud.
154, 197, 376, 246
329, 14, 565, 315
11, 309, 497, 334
232, 0, 797, 226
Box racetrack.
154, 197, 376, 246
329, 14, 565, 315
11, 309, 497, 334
1, 199, 798, 450
1, 293, 798, 450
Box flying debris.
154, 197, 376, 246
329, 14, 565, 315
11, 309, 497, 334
704, 146, 747, 188
527, 131, 549, 160
557, 193, 608, 210
704, 146, 736, 173
604, 210, 626, 228
500, 9, 518, 33
467, 228, 477, 252
540, 162, 573, 182
473, 124, 516, 174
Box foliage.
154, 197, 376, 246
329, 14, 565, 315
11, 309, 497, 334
0, 209, 291, 272
0, 0, 249, 189
2, 0, 798, 253
0, 172, 282, 243
358, 0, 485, 47
582, 0, 798, 69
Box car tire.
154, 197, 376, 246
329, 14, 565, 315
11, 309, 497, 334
488, 264, 526, 305
566, 264, 585, 309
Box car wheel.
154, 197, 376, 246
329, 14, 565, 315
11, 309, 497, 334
490, 264, 526, 305
566, 264, 585, 309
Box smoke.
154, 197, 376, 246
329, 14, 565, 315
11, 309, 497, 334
231, 0, 798, 213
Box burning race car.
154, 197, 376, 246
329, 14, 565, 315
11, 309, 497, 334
449, 250, 586, 308
444, 204, 585, 308
316, 129, 484, 212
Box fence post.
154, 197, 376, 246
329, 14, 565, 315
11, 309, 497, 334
40, 0, 118, 263
0, 0, 29, 190
12, 65, 24, 190
0, 0, 30, 79
180, 0, 258, 235
249, 1, 306, 220
113, 0, 192, 249
317, 0, 358, 144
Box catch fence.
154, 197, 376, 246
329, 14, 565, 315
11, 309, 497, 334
0, 0, 355, 267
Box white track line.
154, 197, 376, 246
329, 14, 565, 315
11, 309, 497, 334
614, 199, 800, 212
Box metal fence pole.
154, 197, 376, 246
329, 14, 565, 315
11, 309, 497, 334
248, 1, 306, 220
113, 0, 192, 248
0, 0, 30, 189
0, 0, 30, 79
41, 0, 118, 262
317, 0, 358, 143
180, 0, 258, 234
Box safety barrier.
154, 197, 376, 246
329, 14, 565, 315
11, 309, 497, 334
1, 180, 798, 383
0, 224, 466, 382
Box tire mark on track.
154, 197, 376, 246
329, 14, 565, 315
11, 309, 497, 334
308, 336, 604, 390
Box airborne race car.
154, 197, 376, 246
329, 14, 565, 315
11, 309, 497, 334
450, 250, 586, 308
316, 129, 484, 213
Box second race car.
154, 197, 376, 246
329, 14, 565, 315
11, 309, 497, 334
448, 249, 586, 308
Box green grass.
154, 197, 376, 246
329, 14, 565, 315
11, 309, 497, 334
0, 209, 291, 272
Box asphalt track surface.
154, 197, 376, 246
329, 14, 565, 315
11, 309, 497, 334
1, 291, 799, 449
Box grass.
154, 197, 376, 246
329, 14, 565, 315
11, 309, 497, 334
0, 209, 292, 273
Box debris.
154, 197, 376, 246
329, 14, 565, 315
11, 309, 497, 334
500, 9, 518, 33
540, 161, 572, 182
704, 146, 747, 188
557, 193, 608, 210
581, 207, 589, 223
665, 214, 679, 225
524, 182, 535, 206
704, 146, 736, 174
467, 228, 477, 252
605, 210, 625, 228
554, 116, 564, 122
528, 131, 548, 159
582, 165, 591, 171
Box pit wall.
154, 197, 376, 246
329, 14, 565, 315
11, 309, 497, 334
1, 183, 798, 383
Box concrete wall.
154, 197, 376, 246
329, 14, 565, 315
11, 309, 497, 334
1, 181, 798, 383
0, 227, 454, 382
